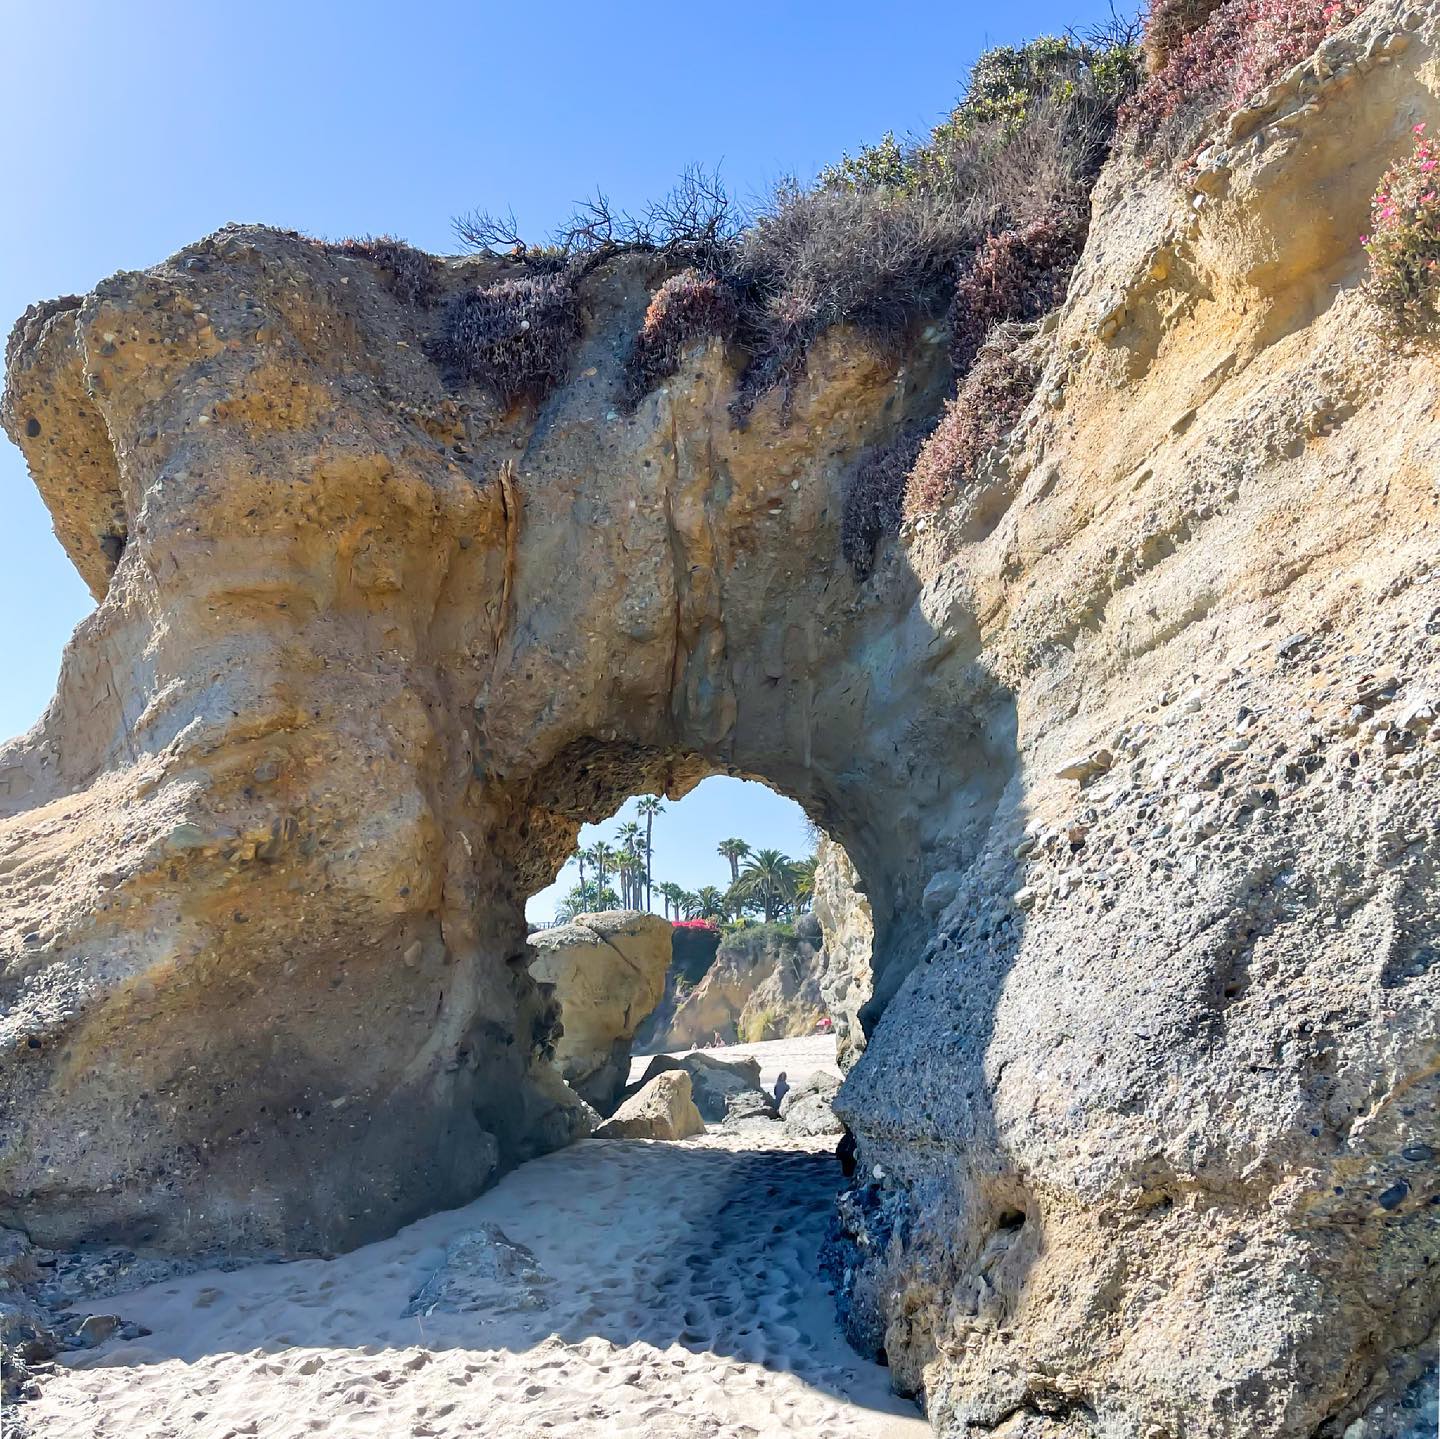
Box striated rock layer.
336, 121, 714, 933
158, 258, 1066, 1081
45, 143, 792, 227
0, 1, 1437, 1431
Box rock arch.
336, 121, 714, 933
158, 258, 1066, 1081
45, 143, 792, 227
5, 25, 1440, 1424
0, 233, 1014, 1254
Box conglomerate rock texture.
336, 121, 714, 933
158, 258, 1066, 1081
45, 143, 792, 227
1, 1, 1438, 1432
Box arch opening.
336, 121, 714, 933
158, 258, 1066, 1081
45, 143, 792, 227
519, 775, 874, 1089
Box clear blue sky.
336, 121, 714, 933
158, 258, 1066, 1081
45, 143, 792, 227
0, 0, 1124, 913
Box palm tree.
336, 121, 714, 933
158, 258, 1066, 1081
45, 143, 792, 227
656, 880, 685, 920
717, 838, 751, 886
732, 848, 797, 923
586, 841, 615, 893
791, 853, 817, 912
677, 888, 701, 919
636, 795, 664, 910
693, 885, 728, 920
617, 851, 647, 910
615, 821, 644, 908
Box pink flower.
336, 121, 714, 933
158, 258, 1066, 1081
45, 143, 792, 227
1416, 123, 1428, 135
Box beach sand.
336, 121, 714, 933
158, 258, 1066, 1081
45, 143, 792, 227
22, 1037, 926, 1438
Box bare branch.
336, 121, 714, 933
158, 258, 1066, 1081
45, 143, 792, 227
644, 165, 741, 254
1069, 1, 1145, 52
552, 189, 653, 255
452, 206, 526, 254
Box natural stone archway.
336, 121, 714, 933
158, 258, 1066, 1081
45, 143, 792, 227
2, 7, 1439, 1430
0, 235, 994, 1256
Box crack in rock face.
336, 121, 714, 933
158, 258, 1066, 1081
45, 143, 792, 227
3, 8, 1440, 1431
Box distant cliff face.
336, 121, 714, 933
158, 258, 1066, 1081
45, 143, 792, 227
634, 920, 828, 1052
2, 0, 1438, 1431
636, 843, 875, 1058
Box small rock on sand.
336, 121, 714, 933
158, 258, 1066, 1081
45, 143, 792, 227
780, 1071, 845, 1136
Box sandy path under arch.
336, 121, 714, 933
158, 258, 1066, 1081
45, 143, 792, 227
23, 1039, 926, 1438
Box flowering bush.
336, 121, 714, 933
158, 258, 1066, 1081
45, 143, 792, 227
624, 269, 739, 403
948, 207, 1088, 372
1364, 125, 1440, 329
1121, 0, 1365, 156
905, 333, 1042, 518
435, 273, 581, 408
672, 918, 721, 932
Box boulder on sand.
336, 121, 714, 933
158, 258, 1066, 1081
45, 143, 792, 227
593, 1070, 704, 1141
779, 1070, 844, 1136
635, 1052, 769, 1124
720, 1088, 780, 1127
528, 911, 672, 1113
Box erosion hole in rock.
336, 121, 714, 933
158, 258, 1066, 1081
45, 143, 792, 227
519, 773, 876, 1066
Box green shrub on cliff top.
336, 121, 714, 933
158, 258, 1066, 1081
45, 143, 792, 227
449, 31, 1141, 423
726, 32, 1138, 419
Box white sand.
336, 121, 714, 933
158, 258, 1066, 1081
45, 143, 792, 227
628, 1034, 843, 1093
25, 1038, 925, 1439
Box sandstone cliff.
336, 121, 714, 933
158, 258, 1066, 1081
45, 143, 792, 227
637, 843, 874, 1057
635, 921, 828, 1051
0, 226, 947, 1255
1, 0, 1437, 1432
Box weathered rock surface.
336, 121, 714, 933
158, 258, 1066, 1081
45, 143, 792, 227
634, 1051, 771, 1125
0, 230, 944, 1255
638, 922, 828, 1051
827, 5, 1440, 1433
779, 1070, 844, 1137
810, 837, 875, 1070
668, 921, 722, 983
1, 1, 1438, 1430
592, 1070, 703, 1141
718, 1087, 780, 1127
403, 1222, 553, 1317
0, 1225, 153, 1408
527, 909, 671, 1112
